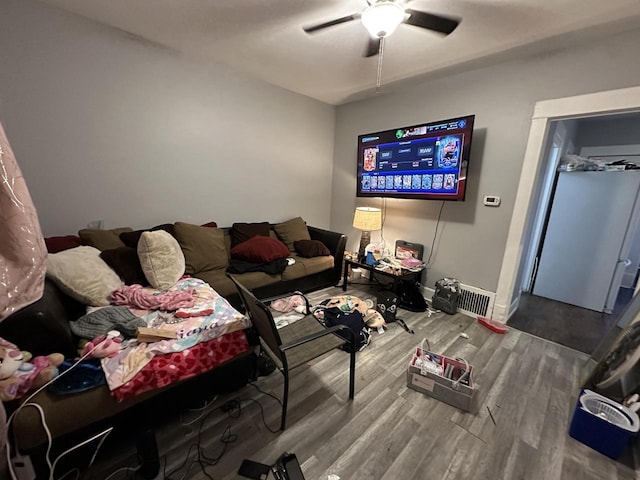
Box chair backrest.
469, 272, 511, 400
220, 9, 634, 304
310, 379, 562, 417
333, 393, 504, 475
227, 274, 286, 364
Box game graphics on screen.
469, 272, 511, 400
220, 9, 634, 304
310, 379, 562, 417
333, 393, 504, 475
359, 133, 463, 194
357, 115, 474, 201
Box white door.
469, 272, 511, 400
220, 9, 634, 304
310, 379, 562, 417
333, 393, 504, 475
533, 171, 640, 312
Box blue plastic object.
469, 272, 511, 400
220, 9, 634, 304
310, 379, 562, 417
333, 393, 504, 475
569, 389, 639, 459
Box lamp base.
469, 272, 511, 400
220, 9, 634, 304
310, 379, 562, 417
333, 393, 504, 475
358, 231, 371, 263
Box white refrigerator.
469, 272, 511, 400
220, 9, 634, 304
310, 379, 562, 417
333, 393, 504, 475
532, 170, 640, 313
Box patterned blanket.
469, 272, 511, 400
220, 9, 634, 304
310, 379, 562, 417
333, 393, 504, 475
101, 277, 251, 391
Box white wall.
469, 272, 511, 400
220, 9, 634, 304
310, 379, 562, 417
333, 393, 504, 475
576, 114, 640, 149
0, 0, 335, 236
332, 27, 640, 292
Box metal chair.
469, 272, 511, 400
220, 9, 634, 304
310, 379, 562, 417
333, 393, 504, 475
227, 274, 356, 430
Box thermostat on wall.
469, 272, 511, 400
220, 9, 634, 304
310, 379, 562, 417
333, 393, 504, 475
484, 196, 501, 207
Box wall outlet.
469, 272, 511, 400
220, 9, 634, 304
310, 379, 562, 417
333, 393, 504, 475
86, 219, 104, 229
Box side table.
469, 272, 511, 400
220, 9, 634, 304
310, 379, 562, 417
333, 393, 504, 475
343, 259, 426, 333
343, 259, 422, 294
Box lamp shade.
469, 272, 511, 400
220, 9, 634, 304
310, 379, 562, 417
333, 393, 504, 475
361, 2, 405, 38
353, 207, 382, 231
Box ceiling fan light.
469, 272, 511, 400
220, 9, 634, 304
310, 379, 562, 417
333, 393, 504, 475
361, 2, 405, 38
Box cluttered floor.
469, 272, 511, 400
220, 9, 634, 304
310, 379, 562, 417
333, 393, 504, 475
80, 284, 636, 480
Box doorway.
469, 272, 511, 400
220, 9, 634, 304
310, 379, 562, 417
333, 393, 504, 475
495, 85, 640, 331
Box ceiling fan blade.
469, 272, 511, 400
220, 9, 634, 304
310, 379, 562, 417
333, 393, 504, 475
364, 37, 381, 58
303, 14, 360, 34
404, 9, 459, 35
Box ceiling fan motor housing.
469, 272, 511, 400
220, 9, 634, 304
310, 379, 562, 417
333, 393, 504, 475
361, 1, 406, 38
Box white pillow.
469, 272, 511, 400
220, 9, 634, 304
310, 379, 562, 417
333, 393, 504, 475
137, 230, 185, 289
46, 246, 123, 306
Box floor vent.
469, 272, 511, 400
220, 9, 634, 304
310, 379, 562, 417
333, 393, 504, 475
457, 284, 495, 318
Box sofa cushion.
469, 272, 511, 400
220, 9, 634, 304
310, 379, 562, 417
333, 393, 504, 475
137, 230, 185, 289
44, 235, 81, 253
195, 270, 280, 298
273, 217, 311, 251
46, 246, 124, 306
99, 247, 149, 286
281, 255, 334, 281
230, 236, 290, 264
230, 222, 271, 248
294, 239, 330, 258
119, 224, 175, 248
173, 222, 228, 274
78, 227, 133, 251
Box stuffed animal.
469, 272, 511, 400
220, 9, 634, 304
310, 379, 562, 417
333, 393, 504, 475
0, 337, 64, 401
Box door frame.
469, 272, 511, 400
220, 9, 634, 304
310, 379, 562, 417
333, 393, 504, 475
493, 85, 640, 322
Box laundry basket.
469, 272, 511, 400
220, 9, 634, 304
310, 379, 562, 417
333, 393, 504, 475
569, 389, 640, 459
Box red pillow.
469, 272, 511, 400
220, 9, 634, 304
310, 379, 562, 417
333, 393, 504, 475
230, 236, 290, 264
44, 235, 81, 253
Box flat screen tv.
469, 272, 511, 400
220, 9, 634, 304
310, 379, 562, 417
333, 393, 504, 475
356, 114, 475, 201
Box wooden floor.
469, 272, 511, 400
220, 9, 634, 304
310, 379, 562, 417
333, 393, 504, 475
85, 285, 639, 480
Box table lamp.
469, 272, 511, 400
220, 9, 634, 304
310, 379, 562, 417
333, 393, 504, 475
353, 207, 382, 262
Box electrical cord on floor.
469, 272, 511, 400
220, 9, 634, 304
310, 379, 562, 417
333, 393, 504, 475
161, 421, 236, 480
249, 381, 283, 406
50, 427, 113, 480
158, 387, 284, 479
56, 467, 80, 480
102, 464, 141, 480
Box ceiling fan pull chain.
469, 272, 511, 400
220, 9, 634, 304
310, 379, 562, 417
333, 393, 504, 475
375, 36, 385, 93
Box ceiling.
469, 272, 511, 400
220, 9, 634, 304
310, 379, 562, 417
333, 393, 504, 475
38, 0, 640, 105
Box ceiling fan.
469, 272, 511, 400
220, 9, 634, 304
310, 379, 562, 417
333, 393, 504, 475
303, 0, 460, 58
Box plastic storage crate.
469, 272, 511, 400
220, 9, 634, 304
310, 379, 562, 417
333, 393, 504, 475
569, 389, 640, 459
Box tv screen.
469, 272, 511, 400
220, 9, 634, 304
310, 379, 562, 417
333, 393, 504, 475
356, 114, 475, 201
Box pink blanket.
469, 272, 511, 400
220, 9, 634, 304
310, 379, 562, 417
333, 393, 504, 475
110, 284, 196, 311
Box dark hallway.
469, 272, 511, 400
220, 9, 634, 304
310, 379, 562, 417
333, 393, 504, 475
507, 287, 634, 354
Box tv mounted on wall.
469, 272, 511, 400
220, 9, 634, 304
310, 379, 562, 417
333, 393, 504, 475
356, 114, 475, 201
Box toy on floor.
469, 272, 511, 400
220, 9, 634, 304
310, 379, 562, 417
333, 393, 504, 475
478, 317, 508, 334
81, 331, 123, 359
0, 337, 64, 401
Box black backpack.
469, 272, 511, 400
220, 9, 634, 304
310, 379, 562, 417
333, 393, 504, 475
315, 306, 371, 353
432, 278, 460, 315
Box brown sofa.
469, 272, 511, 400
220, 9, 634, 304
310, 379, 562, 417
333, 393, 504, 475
0, 217, 346, 477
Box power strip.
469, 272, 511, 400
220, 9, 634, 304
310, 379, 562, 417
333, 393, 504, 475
11, 454, 36, 480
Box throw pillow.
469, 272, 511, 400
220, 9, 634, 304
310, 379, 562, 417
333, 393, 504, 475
230, 222, 271, 248
173, 222, 228, 274
99, 247, 149, 286
44, 235, 80, 253
294, 239, 331, 258
119, 223, 175, 248
230, 236, 290, 264
137, 230, 185, 289
46, 246, 124, 306
273, 217, 311, 251
78, 227, 133, 251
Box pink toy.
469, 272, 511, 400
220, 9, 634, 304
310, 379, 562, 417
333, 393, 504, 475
0, 337, 64, 401
81, 332, 123, 359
